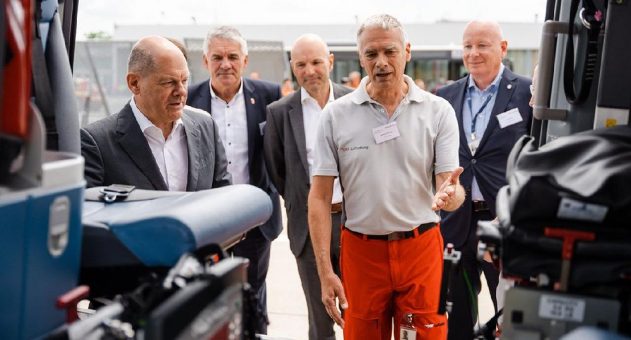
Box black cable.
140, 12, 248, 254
563, 0, 603, 105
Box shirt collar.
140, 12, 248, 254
351, 75, 424, 105
405, 75, 425, 103
209, 78, 244, 102
130, 97, 184, 134
467, 64, 505, 93
300, 80, 335, 105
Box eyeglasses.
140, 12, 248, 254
529, 84, 535, 95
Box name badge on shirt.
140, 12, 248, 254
497, 108, 523, 128
372, 122, 400, 144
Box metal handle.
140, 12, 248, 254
534, 20, 569, 121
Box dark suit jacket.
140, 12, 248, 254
437, 68, 532, 248
81, 104, 231, 191
264, 84, 352, 256
187, 78, 283, 241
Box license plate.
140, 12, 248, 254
538, 294, 585, 322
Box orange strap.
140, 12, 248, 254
0, 0, 32, 139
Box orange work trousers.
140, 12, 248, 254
341, 225, 447, 340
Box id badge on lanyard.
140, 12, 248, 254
468, 90, 494, 155
400, 313, 416, 340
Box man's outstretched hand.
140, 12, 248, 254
432, 167, 464, 211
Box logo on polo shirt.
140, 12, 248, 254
338, 145, 369, 152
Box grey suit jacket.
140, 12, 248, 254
81, 103, 231, 190
264, 83, 352, 256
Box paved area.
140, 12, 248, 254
266, 230, 343, 339
265, 204, 496, 339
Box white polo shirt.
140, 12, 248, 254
312, 75, 459, 234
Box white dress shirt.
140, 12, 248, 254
301, 82, 343, 204
209, 80, 250, 185
130, 97, 188, 191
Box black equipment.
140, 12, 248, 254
48, 251, 259, 340
475, 0, 631, 337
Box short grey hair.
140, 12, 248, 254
128, 43, 156, 75
203, 26, 248, 56
356, 14, 408, 48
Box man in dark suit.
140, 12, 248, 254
436, 21, 532, 340
186, 26, 282, 335
264, 34, 351, 340
81, 36, 231, 191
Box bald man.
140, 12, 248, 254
436, 21, 532, 339
348, 71, 361, 88
264, 34, 351, 340
81, 36, 231, 191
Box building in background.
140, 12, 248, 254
73, 21, 542, 125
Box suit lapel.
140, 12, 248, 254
332, 83, 348, 99
182, 111, 200, 191
287, 92, 309, 175
453, 78, 471, 156
116, 105, 168, 190
243, 79, 259, 174
291, 84, 349, 176
190, 81, 213, 114
477, 69, 517, 151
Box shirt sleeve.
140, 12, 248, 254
434, 100, 460, 174
312, 107, 339, 177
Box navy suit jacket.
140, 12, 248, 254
81, 104, 231, 191
436, 68, 532, 248
187, 78, 283, 241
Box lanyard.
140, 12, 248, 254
467, 90, 495, 141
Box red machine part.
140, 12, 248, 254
544, 227, 596, 291
544, 228, 596, 261
1, 0, 32, 139
56, 285, 90, 323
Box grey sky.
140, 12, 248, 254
77, 0, 548, 39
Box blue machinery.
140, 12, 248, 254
1, 0, 272, 339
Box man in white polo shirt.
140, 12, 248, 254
308, 14, 464, 340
